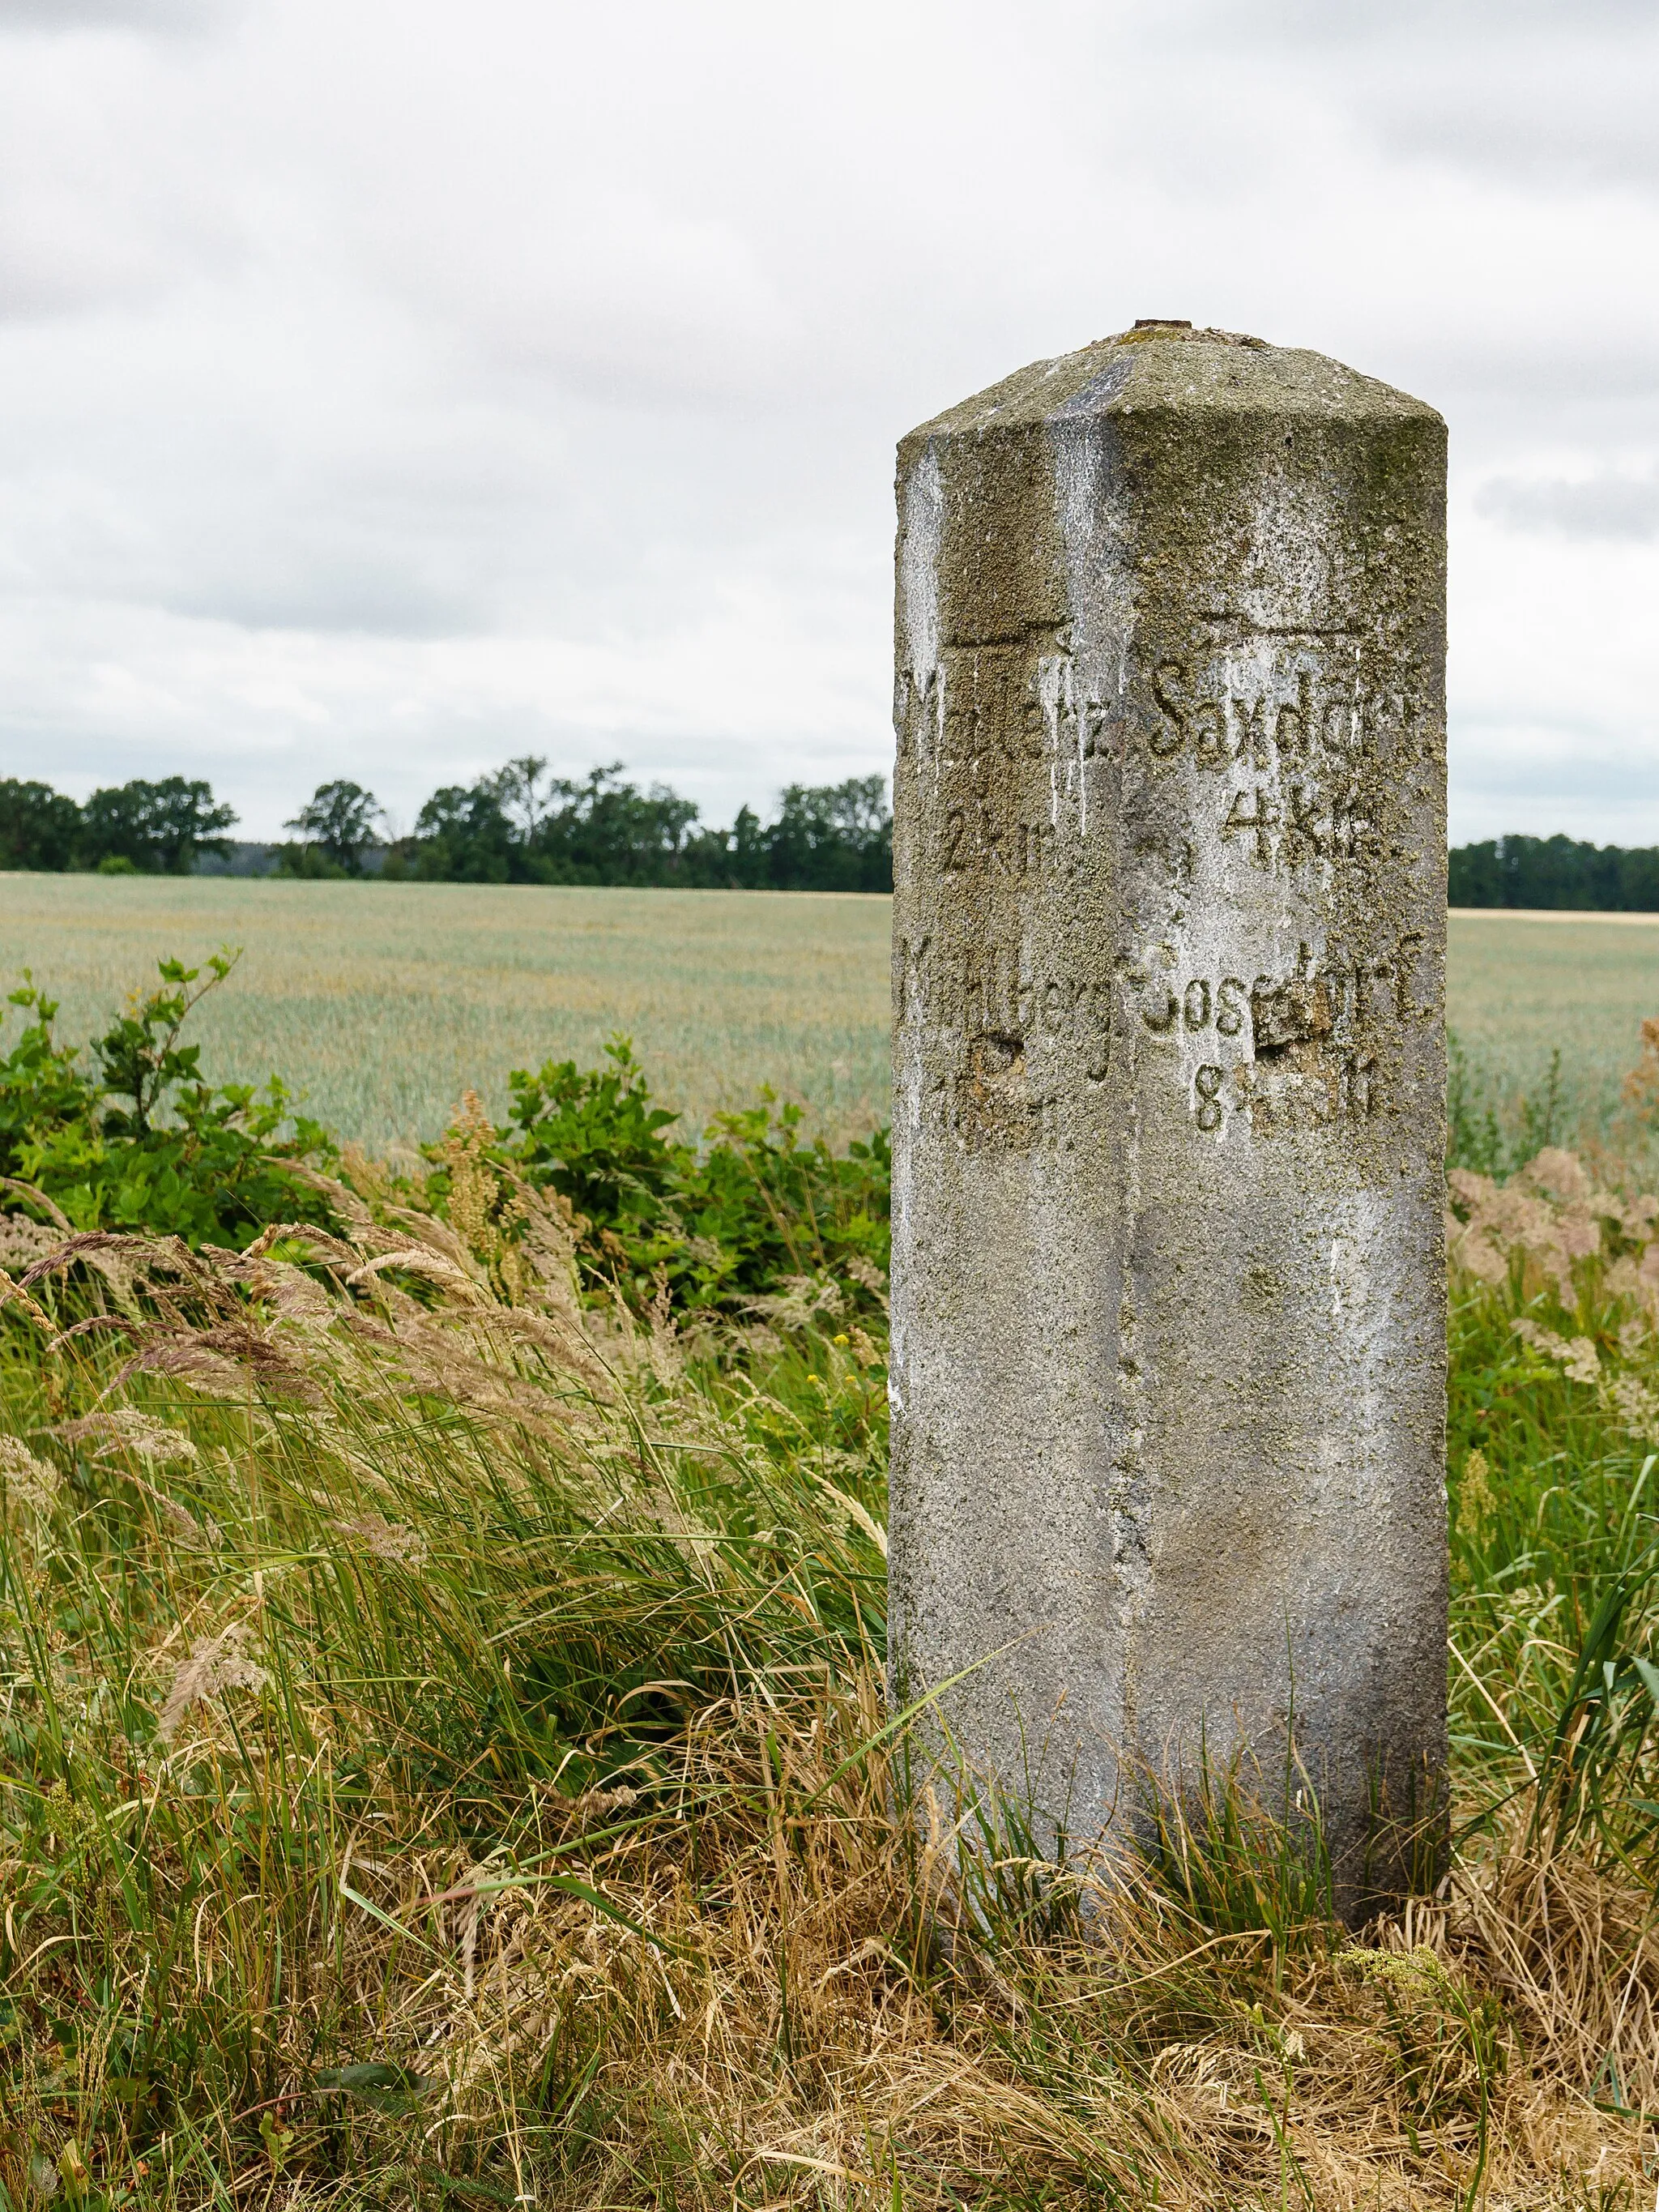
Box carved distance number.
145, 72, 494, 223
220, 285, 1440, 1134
1221, 784, 1381, 869
1192, 1053, 1383, 1136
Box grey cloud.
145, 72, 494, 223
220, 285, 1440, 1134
0, 0, 228, 29
1475, 471, 1659, 540
1368, 54, 1659, 191
1450, 722, 1659, 843
166, 572, 488, 640
1148, 0, 1659, 192
1170, 0, 1652, 40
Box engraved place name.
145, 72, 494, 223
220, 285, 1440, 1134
1123, 935, 1430, 1138
898, 935, 1110, 1154
1150, 664, 1364, 768
1126, 937, 1425, 1040
898, 640, 1433, 777
896, 634, 1105, 878
897, 636, 1433, 891
897, 935, 1112, 1080
894, 631, 1116, 770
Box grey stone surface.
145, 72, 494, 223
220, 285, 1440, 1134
888, 325, 1448, 1919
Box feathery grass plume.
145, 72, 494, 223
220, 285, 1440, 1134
437, 1087, 502, 1262
0, 1432, 61, 1516
1607, 1373, 1659, 1448
1512, 1315, 1602, 1384
0, 1211, 62, 1272
55, 1407, 198, 1463
1454, 1446, 1497, 1551
155, 1618, 270, 1742
745, 1271, 844, 1332
842, 1250, 889, 1305
330, 1510, 428, 1568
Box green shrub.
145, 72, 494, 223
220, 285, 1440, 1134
0, 953, 338, 1248
0, 957, 888, 1326
480, 1036, 890, 1317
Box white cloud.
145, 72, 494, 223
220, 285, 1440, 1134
0, 0, 1654, 840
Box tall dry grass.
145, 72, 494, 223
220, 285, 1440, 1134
3, 1136, 1659, 2201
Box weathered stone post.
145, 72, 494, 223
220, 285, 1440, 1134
889, 324, 1447, 1918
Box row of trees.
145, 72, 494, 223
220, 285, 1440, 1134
275, 762, 893, 890
2, 761, 894, 893
0, 777, 237, 875
1448, 835, 1659, 911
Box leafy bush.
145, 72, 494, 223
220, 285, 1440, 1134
427, 1035, 890, 1322
0, 953, 887, 1337
0, 953, 338, 1248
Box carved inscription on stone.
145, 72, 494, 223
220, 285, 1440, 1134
1122, 934, 1429, 1137
895, 629, 1115, 878
896, 936, 1110, 1151
897, 633, 1435, 881
900, 925, 1432, 1150
894, 631, 1113, 770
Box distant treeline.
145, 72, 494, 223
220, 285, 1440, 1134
1, 776, 237, 877
1, 762, 893, 894
1450, 835, 1659, 912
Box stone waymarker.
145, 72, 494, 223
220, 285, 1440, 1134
889, 323, 1447, 1918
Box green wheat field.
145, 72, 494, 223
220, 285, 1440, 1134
1, 874, 1657, 1151
0, 876, 891, 1152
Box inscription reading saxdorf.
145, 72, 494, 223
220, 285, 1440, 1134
890, 325, 1448, 1925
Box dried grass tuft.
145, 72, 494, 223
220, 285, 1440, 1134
0, 1432, 61, 1516
155, 1617, 270, 1743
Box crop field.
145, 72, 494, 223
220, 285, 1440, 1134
1448, 908, 1659, 1142
2, 877, 1658, 1154
0, 874, 891, 1153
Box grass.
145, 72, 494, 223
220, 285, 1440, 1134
1449, 912, 1659, 1155
4, 886, 1659, 2200
7, 1129, 1659, 2201
0, 878, 891, 1155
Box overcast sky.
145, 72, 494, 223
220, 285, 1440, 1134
0, 0, 1655, 845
